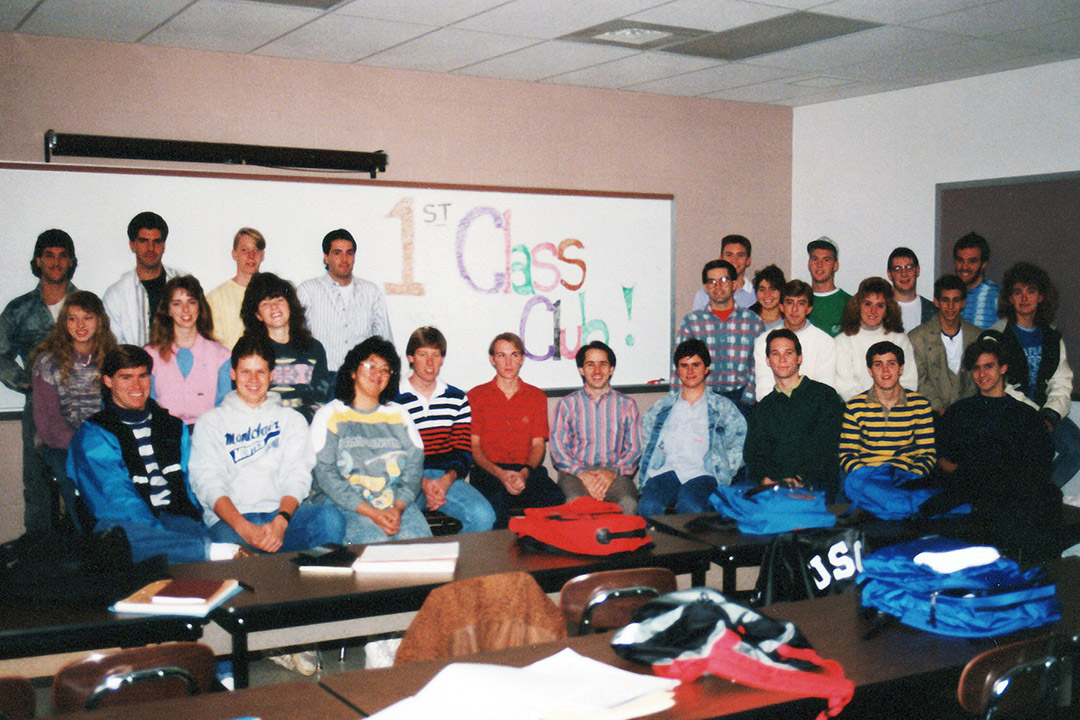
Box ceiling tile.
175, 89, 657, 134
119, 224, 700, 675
0, 0, 39, 32
812, 0, 991, 25
254, 12, 435, 63
144, 0, 321, 54
915, 49, 1075, 85
455, 0, 663, 39
835, 37, 1040, 83
627, 0, 792, 33
906, 0, 1080, 38
751, 25, 955, 71
993, 15, 1080, 54
455, 39, 638, 82
703, 77, 810, 103
363, 28, 538, 73
545, 52, 724, 89
772, 79, 907, 106
335, 0, 508, 26
18, 0, 191, 42
627, 61, 796, 95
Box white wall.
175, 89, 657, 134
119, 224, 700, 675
791, 58, 1080, 289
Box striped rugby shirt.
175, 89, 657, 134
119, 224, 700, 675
395, 380, 473, 479
839, 388, 936, 476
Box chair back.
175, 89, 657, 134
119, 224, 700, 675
52, 642, 215, 712
560, 567, 677, 635
394, 572, 566, 665
0, 676, 35, 720
957, 634, 1070, 719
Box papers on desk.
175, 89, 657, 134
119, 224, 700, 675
366, 649, 679, 720
354, 541, 459, 577
111, 579, 241, 617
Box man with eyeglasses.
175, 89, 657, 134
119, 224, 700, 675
467, 332, 564, 528
676, 260, 763, 416
887, 247, 935, 332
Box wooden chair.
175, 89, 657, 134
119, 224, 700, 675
394, 572, 566, 665
52, 642, 216, 712
0, 677, 35, 720
957, 633, 1077, 719
559, 567, 677, 635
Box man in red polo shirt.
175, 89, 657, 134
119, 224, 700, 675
468, 332, 565, 528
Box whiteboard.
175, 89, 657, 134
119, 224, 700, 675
0, 163, 674, 412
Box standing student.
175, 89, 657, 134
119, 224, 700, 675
691, 234, 756, 310
886, 247, 935, 331
0, 229, 78, 535
144, 276, 232, 427
103, 212, 183, 346
953, 232, 999, 329
310, 337, 431, 544
206, 227, 266, 350
806, 237, 850, 337
240, 272, 331, 422
747, 264, 786, 331
834, 277, 917, 401
907, 275, 979, 415
31, 291, 116, 531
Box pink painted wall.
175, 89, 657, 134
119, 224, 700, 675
0, 32, 791, 539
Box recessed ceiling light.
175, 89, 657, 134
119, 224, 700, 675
789, 76, 855, 88
593, 28, 673, 46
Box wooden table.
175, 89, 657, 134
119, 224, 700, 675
51, 680, 354, 720
172, 528, 713, 688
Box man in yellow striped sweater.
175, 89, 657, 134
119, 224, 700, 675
838, 341, 936, 519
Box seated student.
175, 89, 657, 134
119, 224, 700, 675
550, 340, 642, 515
907, 275, 980, 416
987, 262, 1080, 489
468, 332, 565, 529
68, 345, 239, 563
752, 279, 836, 401
744, 329, 843, 499
310, 337, 431, 544
189, 335, 345, 553
638, 339, 746, 517
834, 277, 917, 401
927, 337, 1060, 560
395, 327, 495, 533
240, 272, 331, 422
144, 275, 231, 427
31, 291, 117, 531
747, 264, 786, 331
839, 341, 935, 510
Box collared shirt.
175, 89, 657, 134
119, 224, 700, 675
654, 395, 710, 481
676, 307, 763, 405
467, 378, 548, 465
395, 379, 473, 479
549, 387, 642, 477
961, 278, 1000, 329
296, 273, 393, 369
839, 387, 936, 476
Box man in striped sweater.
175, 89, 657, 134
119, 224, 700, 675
839, 341, 936, 518
395, 327, 494, 533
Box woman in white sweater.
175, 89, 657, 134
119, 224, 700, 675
834, 277, 918, 401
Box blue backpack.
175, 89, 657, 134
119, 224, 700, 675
709, 484, 836, 535
858, 536, 1060, 637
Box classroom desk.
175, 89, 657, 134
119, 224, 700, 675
323, 557, 1080, 719
52, 680, 355, 720
171, 528, 713, 689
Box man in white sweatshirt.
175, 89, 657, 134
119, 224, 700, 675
190, 334, 345, 553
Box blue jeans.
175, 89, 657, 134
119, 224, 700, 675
1052, 417, 1080, 488
637, 471, 717, 517
469, 463, 566, 530
338, 502, 432, 545
207, 504, 346, 552
97, 512, 211, 563
419, 469, 495, 533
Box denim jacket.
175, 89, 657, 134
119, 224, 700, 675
639, 389, 746, 487
0, 283, 75, 395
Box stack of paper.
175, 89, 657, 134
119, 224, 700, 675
353, 542, 459, 577
367, 649, 679, 720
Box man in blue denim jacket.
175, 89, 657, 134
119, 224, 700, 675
0, 230, 77, 535
638, 339, 747, 517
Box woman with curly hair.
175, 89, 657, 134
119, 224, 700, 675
240, 272, 330, 422
834, 276, 917, 400
31, 291, 117, 530
145, 275, 231, 427
309, 337, 431, 544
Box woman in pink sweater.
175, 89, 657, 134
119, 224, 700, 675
145, 275, 231, 427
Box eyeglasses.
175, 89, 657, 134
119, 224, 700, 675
704, 277, 732, 286
360, 361, 392, 376
889, 264, 917, 274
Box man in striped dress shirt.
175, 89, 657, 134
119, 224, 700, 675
839, 341, 936, 517
550, 341, 642, 514
395, 327, 495, 533
297, 229, 392, 383
676, 259, 763, 416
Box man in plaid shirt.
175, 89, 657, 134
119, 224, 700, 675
676, 259, 763, 416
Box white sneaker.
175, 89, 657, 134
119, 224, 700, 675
292, 650, 319, 676
268, 653, 296, 672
